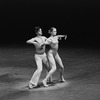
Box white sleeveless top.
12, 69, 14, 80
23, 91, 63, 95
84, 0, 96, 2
32, 36, 47, 54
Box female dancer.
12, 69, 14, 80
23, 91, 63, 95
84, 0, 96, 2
42, 27, 67, 86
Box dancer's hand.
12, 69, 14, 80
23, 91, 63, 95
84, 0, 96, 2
41, 44, 45, 48
64, 35, 67, 40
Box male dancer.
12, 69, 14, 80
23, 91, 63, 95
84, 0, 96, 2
26, 27, 51, 89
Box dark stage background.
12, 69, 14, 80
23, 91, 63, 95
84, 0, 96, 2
0, 0, 100, 48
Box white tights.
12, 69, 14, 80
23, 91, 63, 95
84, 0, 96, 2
43, 50, 64, 82
30, 53, 49, 86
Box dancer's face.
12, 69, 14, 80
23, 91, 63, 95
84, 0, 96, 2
37, 29, 42, 36
51, 28, 57, 36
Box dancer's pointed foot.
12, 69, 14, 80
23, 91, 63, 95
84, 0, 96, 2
60, 77, 65, 82
43, 79, 49, 87
28, 82, 37, 89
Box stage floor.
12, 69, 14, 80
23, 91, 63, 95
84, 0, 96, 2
0, 46, 100, 100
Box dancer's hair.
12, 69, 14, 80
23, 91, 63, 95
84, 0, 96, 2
48, 27, 56, 34
35, 27, 41, 33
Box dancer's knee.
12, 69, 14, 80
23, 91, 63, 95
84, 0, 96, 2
37, 67, 42, 73
60, 66, 64, 71
52, 67, 56, 72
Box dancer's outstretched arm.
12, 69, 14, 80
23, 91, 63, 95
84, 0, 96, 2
56, 35, 67, 40
44, 38, 52, 45
40, 38, 51, 48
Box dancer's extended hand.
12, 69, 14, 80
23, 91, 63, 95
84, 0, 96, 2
64, 35, 67, 40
